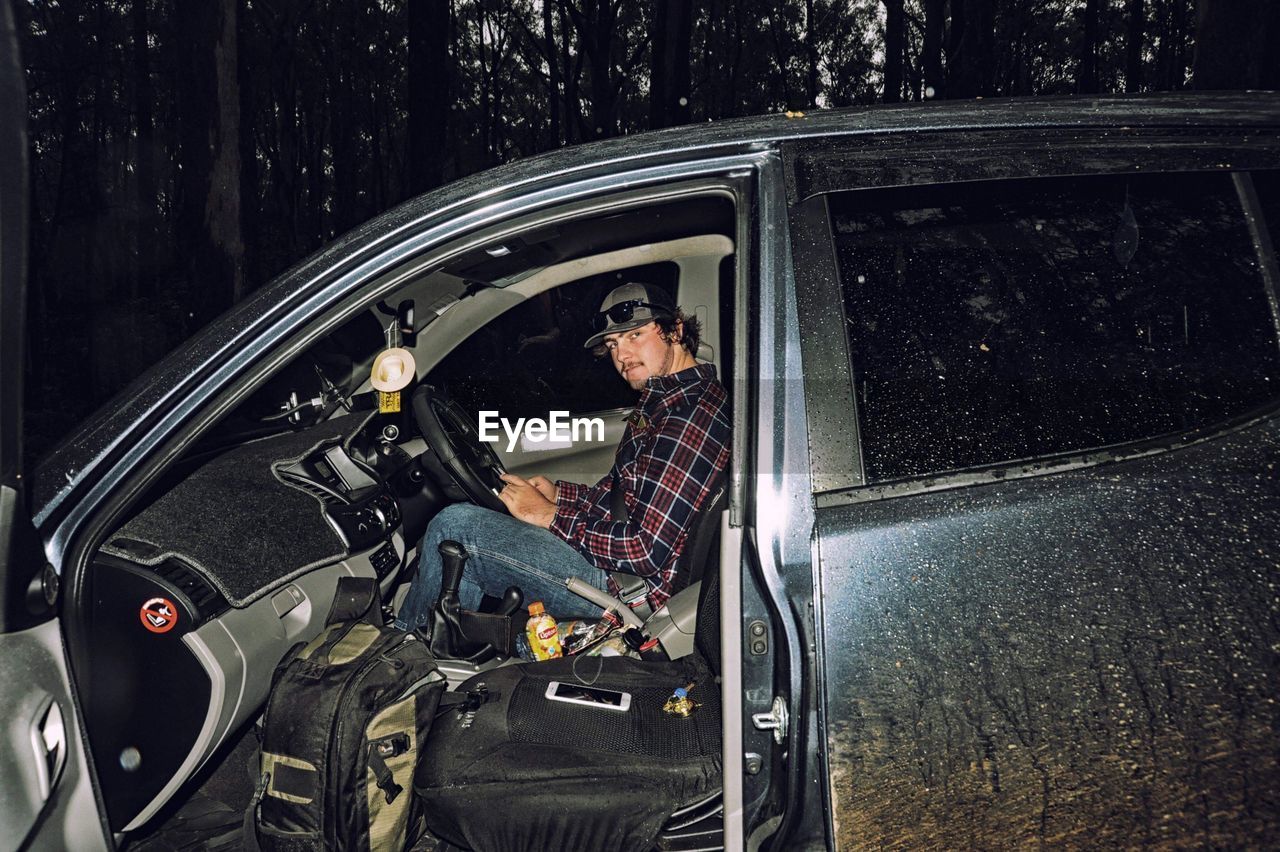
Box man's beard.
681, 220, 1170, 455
624, 343, 675, 390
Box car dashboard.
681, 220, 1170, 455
83, 412, 413, 832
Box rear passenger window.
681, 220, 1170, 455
830, 171, 1280, 483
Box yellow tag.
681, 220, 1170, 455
378, 391, 401, 413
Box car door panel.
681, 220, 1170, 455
1, 4, 107, 848
0, 618, 108, 850
816, 417, 1280, 848
110, 550, 390, 831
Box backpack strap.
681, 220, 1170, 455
324, 575, 383, 627
435, 684, 501, 717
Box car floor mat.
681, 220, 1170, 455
124, 794, 244, 851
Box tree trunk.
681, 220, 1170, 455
725, 0, 743, 116
974, 0, 995, 95
409, 0, 450, 194
330, 3, 360, 234
1154, 0, 1170, 87
1172, 0, 1190, 86
884, 0, 905, 102
670, 0, 692, 125
1077, 0, 1100, 93
922, 0, 945, 98
575, 0, 620, 138
176, 0, 245, 322
477, 2, 494, 161
649, 0, 692, 128
649, 0, 670, 127
130, 0, 156, 300
542, 0, 562, 145
805, 0, 820, 106
1123, 0, 1145, 91
276, 23, 301, 258
1155, 0, 1192, 89
947, 0, 966, 95
1193, 0, 1280, 89
556, 1, 580, 142
238, 0, 258, 290
564, 0, 622, 138
948, 0, 994, 97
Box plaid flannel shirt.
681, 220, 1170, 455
549, 363, 731, 613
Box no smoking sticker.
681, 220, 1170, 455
140, 597, 178, 634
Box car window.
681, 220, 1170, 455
828, 170, 1280, 483
431, 263, 680, 420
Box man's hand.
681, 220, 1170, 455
526, 475, 558, 503
498, 473, 557, 529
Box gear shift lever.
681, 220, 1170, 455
438, 540, 468, 599
429, 540, 496, 662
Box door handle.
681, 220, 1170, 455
29, 695, 67, 800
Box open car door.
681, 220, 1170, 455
0, 5, 107, 848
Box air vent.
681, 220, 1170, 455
150, 558, 228, 621
277, 471, 344, 506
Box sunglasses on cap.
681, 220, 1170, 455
590, 300, 671, 333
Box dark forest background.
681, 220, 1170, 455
16, 0, 1280, 459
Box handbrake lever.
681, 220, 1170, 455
495, 586, 523, 618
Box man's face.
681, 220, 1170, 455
603, 320, 679, 391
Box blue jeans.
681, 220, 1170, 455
393, 503, 611, 631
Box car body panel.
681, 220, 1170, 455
816, 413, 1280, 847
740, 149, 835, 849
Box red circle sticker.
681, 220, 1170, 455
140, 597, 178, 634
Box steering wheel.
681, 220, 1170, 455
411, 384, 508, 513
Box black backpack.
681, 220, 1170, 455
252, 577, 445, 851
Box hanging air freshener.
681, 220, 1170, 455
371, 317, 416, 412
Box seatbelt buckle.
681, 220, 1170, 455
613, 573, 653, 621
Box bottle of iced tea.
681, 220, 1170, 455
525, 602, 563, 660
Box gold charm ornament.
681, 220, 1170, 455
663, 682, 701, 717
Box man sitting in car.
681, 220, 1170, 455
394, 282, 731, 631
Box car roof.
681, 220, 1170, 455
552, 90, 1280, 153
31, 91, 1280, 522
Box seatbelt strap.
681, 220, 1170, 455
609, 471, 654, 620
610, 471, 627, 521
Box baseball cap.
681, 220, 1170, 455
583, 283, 676, 349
